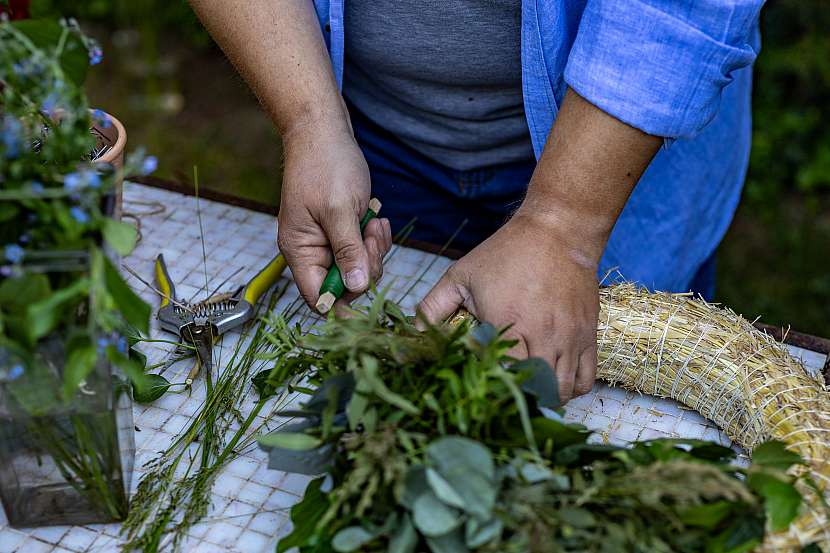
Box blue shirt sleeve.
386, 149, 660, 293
563, 0, 762, 138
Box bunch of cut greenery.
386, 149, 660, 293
0, 16, 154, 520
257, 294, 810, 553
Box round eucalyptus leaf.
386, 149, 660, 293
389, 514, 418, 553
400, 466, 429, 509
425, 529, 468, 553
413, 492, 462, 537
427, 468, 466, 510
332, 526, 375, 552
426, 437, 496, 520
465, 517, 503, 548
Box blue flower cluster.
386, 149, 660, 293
141, 156, 158, 175
93, 109, 112, 129
4, 244, 24, 264
11, 59, 43, 79
64, 169, 101, 191
4, 364, 25, 381
96, 336, 128, 354
88, 45, 103, 66
2, 115, 22, 159
70, 206, 90, 224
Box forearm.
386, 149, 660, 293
519, 88, 661, 264
189, 0, 348, 136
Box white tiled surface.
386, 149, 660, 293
0, 183, 826, 552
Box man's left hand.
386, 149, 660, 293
418, 210, 600, 403
418, 88, 662, 404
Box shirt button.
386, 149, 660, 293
325, 22, 331, 33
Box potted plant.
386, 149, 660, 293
0, 16, 154, 526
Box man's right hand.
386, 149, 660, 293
277, 118, 392, 311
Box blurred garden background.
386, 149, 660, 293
12, 0, 830, 335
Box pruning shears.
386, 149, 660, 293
154, 253, 287, 385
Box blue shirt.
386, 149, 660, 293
313, 0, 763, 293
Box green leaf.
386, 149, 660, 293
102, 219, 138, 256
129, 344, 147, 369
558, 507, 596, 528
346, 388, 369, 429
0, 274, 50, 310
511, 357, 561, 409
389, 514, 418, 553
332, 526, 375, 552
277, 477, 330, 553
103, 255, 150, 334
427, 468, 466, 510
413, 491, 462, 537
530, 417, 590, 449
357, 354, 419, 415
62, 341, 97, 400
0, 275, 51, 341
707, 512, 764, 553
425, 529, 468, 553
12, 20, 90, 87
465, 517, 502, 548
133, 374, 171, 404
106, 345, 149, 391
0, 203, 18, 223
751, 441, 804, 472
469, 323, 498, 347
252, 368, 277, 398
747, 472, 802, 531
555, 443, 623, 466
25, 278, 89, 343
426, 437, 496, 521
636, 439, 736, 464
257, 431, 322, 451
400, 466, 430, 510
679, 500, 735, 528
304, 373, 355, 414
517, 461, 561, 485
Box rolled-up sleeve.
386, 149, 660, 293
563, 0, 762, 138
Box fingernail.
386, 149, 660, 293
344, 268, 367, 291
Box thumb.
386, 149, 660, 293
417, 270, 466, 328
320, 207, 370, 293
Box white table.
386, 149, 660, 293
1, 183, 826, 553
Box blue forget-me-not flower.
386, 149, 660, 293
4, 244, 25, 264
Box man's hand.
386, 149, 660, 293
277, 120, 392, 310
419, 212, 600, 401
419, 89, 661, 403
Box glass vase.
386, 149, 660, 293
0, 250, 135, 527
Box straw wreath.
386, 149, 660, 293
599, 284, 829, 551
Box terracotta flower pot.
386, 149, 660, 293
90, 110, 127, 219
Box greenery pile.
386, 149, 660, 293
256, 295, 810, 553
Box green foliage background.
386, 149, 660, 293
31, 0, 830, 335
718, 0, 830, 335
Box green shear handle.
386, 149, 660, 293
315, 198, 382, 313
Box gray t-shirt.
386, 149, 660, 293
342, 0, 535, 171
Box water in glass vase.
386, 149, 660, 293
0, 333, 135, 527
